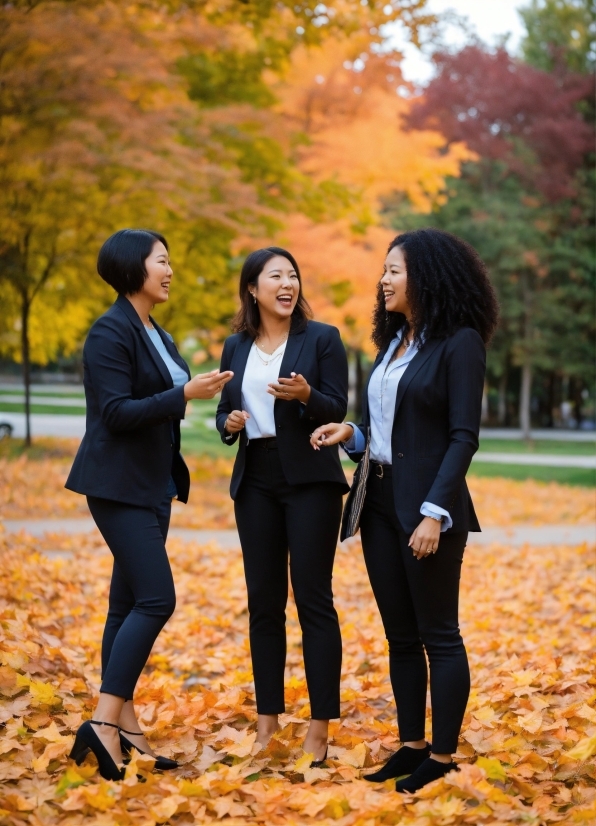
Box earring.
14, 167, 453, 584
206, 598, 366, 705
252, 294, 256, 304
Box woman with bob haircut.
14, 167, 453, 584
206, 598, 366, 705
216, 247, 349, 764
310, 228, 499, 793
66, 229, 233, 780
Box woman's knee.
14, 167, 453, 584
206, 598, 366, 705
135, 588, 176, 619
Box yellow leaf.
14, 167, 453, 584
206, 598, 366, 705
567, 734, 596, 761
340, 742, 367, 768
476, 756, 507, 782
294, 751, 315, 773
28, 680, 60, 707
226, 730, 258, 758
151, 794, 186, 822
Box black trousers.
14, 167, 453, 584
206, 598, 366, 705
234, 440, 343, 719
87, 494, 175, 700
359, 467, 470, 754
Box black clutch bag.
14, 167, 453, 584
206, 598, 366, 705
340, 429, 370, 541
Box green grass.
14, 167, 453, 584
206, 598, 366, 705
0, 389, 85, 399
0, 402, 86, 416
478, 438, 595, 456
469, 462, 595, 487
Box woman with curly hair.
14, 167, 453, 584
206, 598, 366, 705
310, 228, 499, 793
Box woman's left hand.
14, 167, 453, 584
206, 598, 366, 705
268, 372, 311, 404
409, 517, 442, 560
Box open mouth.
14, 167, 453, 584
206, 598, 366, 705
161, 282, 170, 292
277, 294, 293, 307
383, 292, 394, 300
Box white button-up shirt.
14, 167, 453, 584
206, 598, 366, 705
344, 332, 452, 530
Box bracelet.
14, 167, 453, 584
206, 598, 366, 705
425, 513, 443, 523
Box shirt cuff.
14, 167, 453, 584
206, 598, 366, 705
342, 422, 366, 453
420, 502, 452, 532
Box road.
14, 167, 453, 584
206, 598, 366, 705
2, 518, 594, 549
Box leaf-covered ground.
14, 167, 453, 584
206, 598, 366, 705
1, 445, 594, 527
0, 488, 594, 825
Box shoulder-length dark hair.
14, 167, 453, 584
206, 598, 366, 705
97, 229, 168, 295
371, 228, 499, 352
232, 246, 313, 338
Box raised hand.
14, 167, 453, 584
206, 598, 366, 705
267, 372, 311, 404
225, 410, 250, 433
184, 369, 233, 401
309, 422, 354, 451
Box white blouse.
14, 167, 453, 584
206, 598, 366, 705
241, 340, 288, 440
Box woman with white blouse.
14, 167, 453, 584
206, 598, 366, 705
216, 247, 349, 764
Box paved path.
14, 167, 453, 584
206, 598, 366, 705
479, 428, 595, 442
473, 452, 596, 469
3, 518, 594, 548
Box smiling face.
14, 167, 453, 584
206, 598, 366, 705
381, 245, 410, 317
137, 240, 173, 305
249, 254, 299, 321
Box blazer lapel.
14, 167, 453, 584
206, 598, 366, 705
279, 328, 307, 378
152, 319, 191, 380
115, 296, 173, 389
227, 333, 253, 411
392, 338, 442, 421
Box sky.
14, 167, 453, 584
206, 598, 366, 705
390, 0, 527, 86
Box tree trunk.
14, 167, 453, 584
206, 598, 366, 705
497, 371, 508, 426
519, 361, 532, 440
354, 349, 364, 421
20, 295, 32, 447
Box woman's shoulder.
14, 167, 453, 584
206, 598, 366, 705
86, 301, 129, 339
304, 320, 341, 340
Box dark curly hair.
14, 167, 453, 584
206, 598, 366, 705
371, 228, 499, 351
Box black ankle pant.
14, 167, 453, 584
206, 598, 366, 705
87, 494, 175, 700
234, 440, 343, 719
359, 468, 470, 754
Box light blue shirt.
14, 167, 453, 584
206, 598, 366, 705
145, 327, 188, 388
343, 332, 452, 531
145, 326, 187, 498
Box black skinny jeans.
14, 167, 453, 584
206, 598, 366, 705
234, 440, 343, 719
359, 467, 470, 754
87, 494, 175, 700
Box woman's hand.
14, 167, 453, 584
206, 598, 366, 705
409, 517, 442, 560
225, 410, 250, 434
268, 372, 311, 404
309, 422, 354, 450
184, 370, 233, 401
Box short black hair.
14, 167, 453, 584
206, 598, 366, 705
372, 228, 499, 351
232, 247, 312, 338
97, 229, 168, 295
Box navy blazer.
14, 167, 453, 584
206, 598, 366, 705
66, 295, 191, 507
216, 320, 350, 499
350, 327, 485, 534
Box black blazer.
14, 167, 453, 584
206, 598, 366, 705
351, 327, 485, 534
216, 321, 350, 499
66, 295, 191, 507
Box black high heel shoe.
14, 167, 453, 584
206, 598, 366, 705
119, 728, 179, 771
310, 747, 328, 769
69, 720, 125, 782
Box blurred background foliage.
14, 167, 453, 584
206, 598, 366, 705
0, 0, 594, 432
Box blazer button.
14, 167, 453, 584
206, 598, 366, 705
397, 452, 404, 458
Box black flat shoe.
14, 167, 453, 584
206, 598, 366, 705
364, 743, 430, 782
119, 727, 179, 771
395, 757, 458, 793
69, 720, 125, 782
310, 747, 328, 769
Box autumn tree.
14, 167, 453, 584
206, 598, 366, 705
398, 35, 594, 434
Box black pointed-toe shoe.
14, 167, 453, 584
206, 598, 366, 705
69, 720, 125, 781
364, 743, 431, 782
119, 728, 179, 771
310, 747, 328, 769
395, 757, 458, 793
